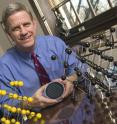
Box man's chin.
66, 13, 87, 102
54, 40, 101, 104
19, 44, 35, 52
23, 41, 35, 47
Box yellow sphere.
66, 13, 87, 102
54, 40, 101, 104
18, 81, 24, 86
5, 120, 10, 124
11, 107, 17, 113
22, 96, 28, 101
21, 109, 26, 115
13, 94, 18, 99
17, 108, 21, 113
14, 81, 18, 86
3, 104, 8, 109
40, 119, 46, 124
33, 118, 38, 122
18, 96, 22, 100
11, 118, 16, 123
7, 106, 12, 111
27, 97, 33, 103
1, 117, 6, 122
26, 110, 30, 115
1, 90, 7, 95
36, 113, 42, 119
30, 112, 35, 117
0, 90, 2, 95
10, 81, 15, 86
8, 93, 13, 98
28, 115, 33, 119
15, 121, 20, 124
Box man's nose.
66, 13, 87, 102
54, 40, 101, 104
20, 26, 27, 35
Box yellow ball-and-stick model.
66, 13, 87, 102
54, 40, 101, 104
0, 81, 44, 124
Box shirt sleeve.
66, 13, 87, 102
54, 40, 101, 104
0, 61, 22, 116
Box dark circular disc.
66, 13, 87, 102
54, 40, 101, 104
45, 82, 64, 99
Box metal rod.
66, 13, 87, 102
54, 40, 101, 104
107, 0, 113, 8
70, 0, 81, 24
82, 42, 117, 57
87, 0, 96, 16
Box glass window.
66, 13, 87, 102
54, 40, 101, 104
111, 0, 117, 7
49, 0, 116, 30
90, 0, 110, 15
71, 0, 93, 22
58, 1, 80, 29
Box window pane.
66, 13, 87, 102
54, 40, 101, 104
51, 0, 116, 31
111, 0, 117, 7
57, 1, 80, 29
90, 0, 110, 15
71, 0, 93, 22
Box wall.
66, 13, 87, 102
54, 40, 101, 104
38, 0, 56, 34
28, 0, 56, 34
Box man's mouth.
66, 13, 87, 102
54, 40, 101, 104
20, 35, 32, 40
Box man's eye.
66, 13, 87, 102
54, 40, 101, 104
12, 27, 20, 31
24, 23, 30, 27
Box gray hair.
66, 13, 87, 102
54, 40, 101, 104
2, 2, 33, 31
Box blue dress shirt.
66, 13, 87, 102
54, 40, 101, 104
0, 35, 87, 108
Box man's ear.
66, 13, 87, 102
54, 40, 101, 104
6, 29, 11, 39
1, 23, 14, 45
6, 29, 10, 35
1, 22, 9, 34
3, 26, 10, 36
4, 28, 15, 46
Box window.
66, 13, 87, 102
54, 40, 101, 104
72, 0, 93, 23
91, 0, 110, 15
111, 0, 117, 7
49, 0, 116, 30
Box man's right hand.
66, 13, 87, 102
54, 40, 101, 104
28, 84, 58, 108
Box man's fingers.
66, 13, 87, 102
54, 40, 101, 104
40, 95, 58, 103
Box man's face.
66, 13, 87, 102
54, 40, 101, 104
7, 10, 37, 51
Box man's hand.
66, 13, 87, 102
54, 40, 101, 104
61, 79, 74, 98
53, 73, 77, 99
24, 73, 77, 109
29, 84, 58, 108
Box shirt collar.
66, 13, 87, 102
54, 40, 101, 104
14, 36, 41, 59
14, 47, 31, 59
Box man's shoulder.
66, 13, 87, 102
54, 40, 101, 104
0, 47, 15, 64
37, 35, 64, 42
37, 35, 58, 39
36, 35, 66, 47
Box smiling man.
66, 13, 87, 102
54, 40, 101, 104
3, 5, 37, 52
0, 2, 85, 115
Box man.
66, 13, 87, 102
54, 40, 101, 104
0, 2, 84, 112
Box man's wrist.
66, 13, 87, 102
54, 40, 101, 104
66, 73, 78, 83
21, 100, 32, 110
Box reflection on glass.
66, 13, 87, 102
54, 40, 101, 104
57, 1, 80, 29
71, 0, 93, 22
111, 0, 117, 7
90, 0, 110, 15
50, 0, 116, 30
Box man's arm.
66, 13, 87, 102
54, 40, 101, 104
66, 73, 78, 83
